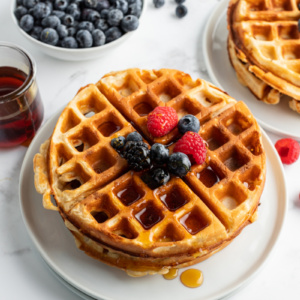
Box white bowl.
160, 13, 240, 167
11, 1, 145, 61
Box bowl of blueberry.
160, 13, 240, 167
12, 0, 145, 61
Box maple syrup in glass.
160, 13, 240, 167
0, 43, 43, 147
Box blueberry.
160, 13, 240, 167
92, 29, 106, 46
54, 0, 69, 11
14, 6, 28, 20
32, 3, 51, 19
167, 152, 191, 177
107, 9, 123, 26
17, 0, 23, 5
84, 0, 98, 8
175, 4, 187, 18
175, 0, 185, 4
153, 0, 164, 8
128, 0, 142, 17
76, 29, 93, 47
100, 9, 110, 19
22, 0, 38, 9
66, 3, 81, 20
56, 24, 68, 38
126, 131, 143, 142
41, 15, 61, 28
67, 26, 77, 36
61, 36, 78, 48
82, 8, 100, 22
78, 21, 95, 32
141, 167, 170, 190
96, 0, 110, 10
111, 136, 126, 150
120, 15, 139, 32
40, 28, 59, 45
30, 26, 43, 39
51, 10, 66, 19
178, 115, 200, 134
150, 143, 169, 165
62, 14, 75, 26
72, 0, 84, 5
105, 26, 122, 42
95, 18, 109, 31
45, 1, 54, 12
19, 14, 34, 32
127, 0, 137, 3
115, 0, 128, 14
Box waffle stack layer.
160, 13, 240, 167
228, 0, 300, 113
33, 68, 266, 277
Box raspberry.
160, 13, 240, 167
173, 132, 207, 165
275, 138, 300, 165
147, 106, 178, 137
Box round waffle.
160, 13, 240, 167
33, 68, 266, 276
228, 0, 300, 113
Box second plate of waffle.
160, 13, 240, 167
203, 0, 300, 140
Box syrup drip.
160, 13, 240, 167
180, 269, 203, 288
163, 268, 178, 280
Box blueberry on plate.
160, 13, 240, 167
40, 28, 59, 45
175, 4, 188, 18
121, 15, 139, 32
150, 143, 169, 165
178, 115, 200, 134
126, 131, 143, 142
76, 29, 93, 48
105, 26, 122, 43
141, 167, 170, 190
153, 0, 165, 8
20, 14, 34, 32
167, 152, 191, 177
111, 136, 126, 150
61, 36, 78, 48
92, 29, 106, 46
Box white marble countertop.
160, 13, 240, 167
1, 0, 300, 299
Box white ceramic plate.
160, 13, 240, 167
203, 0, 300, 140
19, 107, 287, 300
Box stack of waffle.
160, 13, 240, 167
33, 68, 266, 277
228, 0, 300, 113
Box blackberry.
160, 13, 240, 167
123, 141, 151, 171
178, 115, 200, 134
126, 131, 143, 142
150, 143, 169, 165
141, 167, 170, 190
167, 152, 191, 177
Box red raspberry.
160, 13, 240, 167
174, 131, 207, 165
275, 138, 300, 165
147, 106, 178, 137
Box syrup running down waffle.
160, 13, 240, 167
33, 68, 266, 276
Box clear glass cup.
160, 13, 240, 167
0, 42, 44, 147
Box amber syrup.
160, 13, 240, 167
0, 66, 43, 147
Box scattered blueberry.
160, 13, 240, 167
92, 29, 106, 46
150, 143, 169, 165
153, 0, 165, 8
61, 36, 78, 48
56, 24, 68, 38
14, 6, 28, 20
111, 136, 126, 150
76, 29, 93, 47
175, 4, 187, 18
107, 9, 123, 26
41, 15, 61, 28
54, 0, 69, 11
121, 15, 139, 32
78, 21, 95, 32
40, 27, 59, 45
20, 14, 34, 32
105, 26, 122, 43
126, 131, 143, 142
167, 152, 191, 177
178, 115, 200, 134
141, 167, 170, 189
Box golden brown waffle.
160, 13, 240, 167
228, 0, 300, 113
33, 68, 266, 276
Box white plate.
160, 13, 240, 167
19, 107, 287, 300
203, 0, 300, 140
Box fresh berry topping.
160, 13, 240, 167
275, 138, 300, 165
126, 131, 143, 142
178, 114, 200, 134
141, 167, 170, 189
147, 106, 178, 137
167, 152, 191, 177
150, 143, 169, 165
174, 132, 207, 165
176, 4, 188, 18
111, 136, 126, 150
123, 141, 151, 171
153, 0, 165, 8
